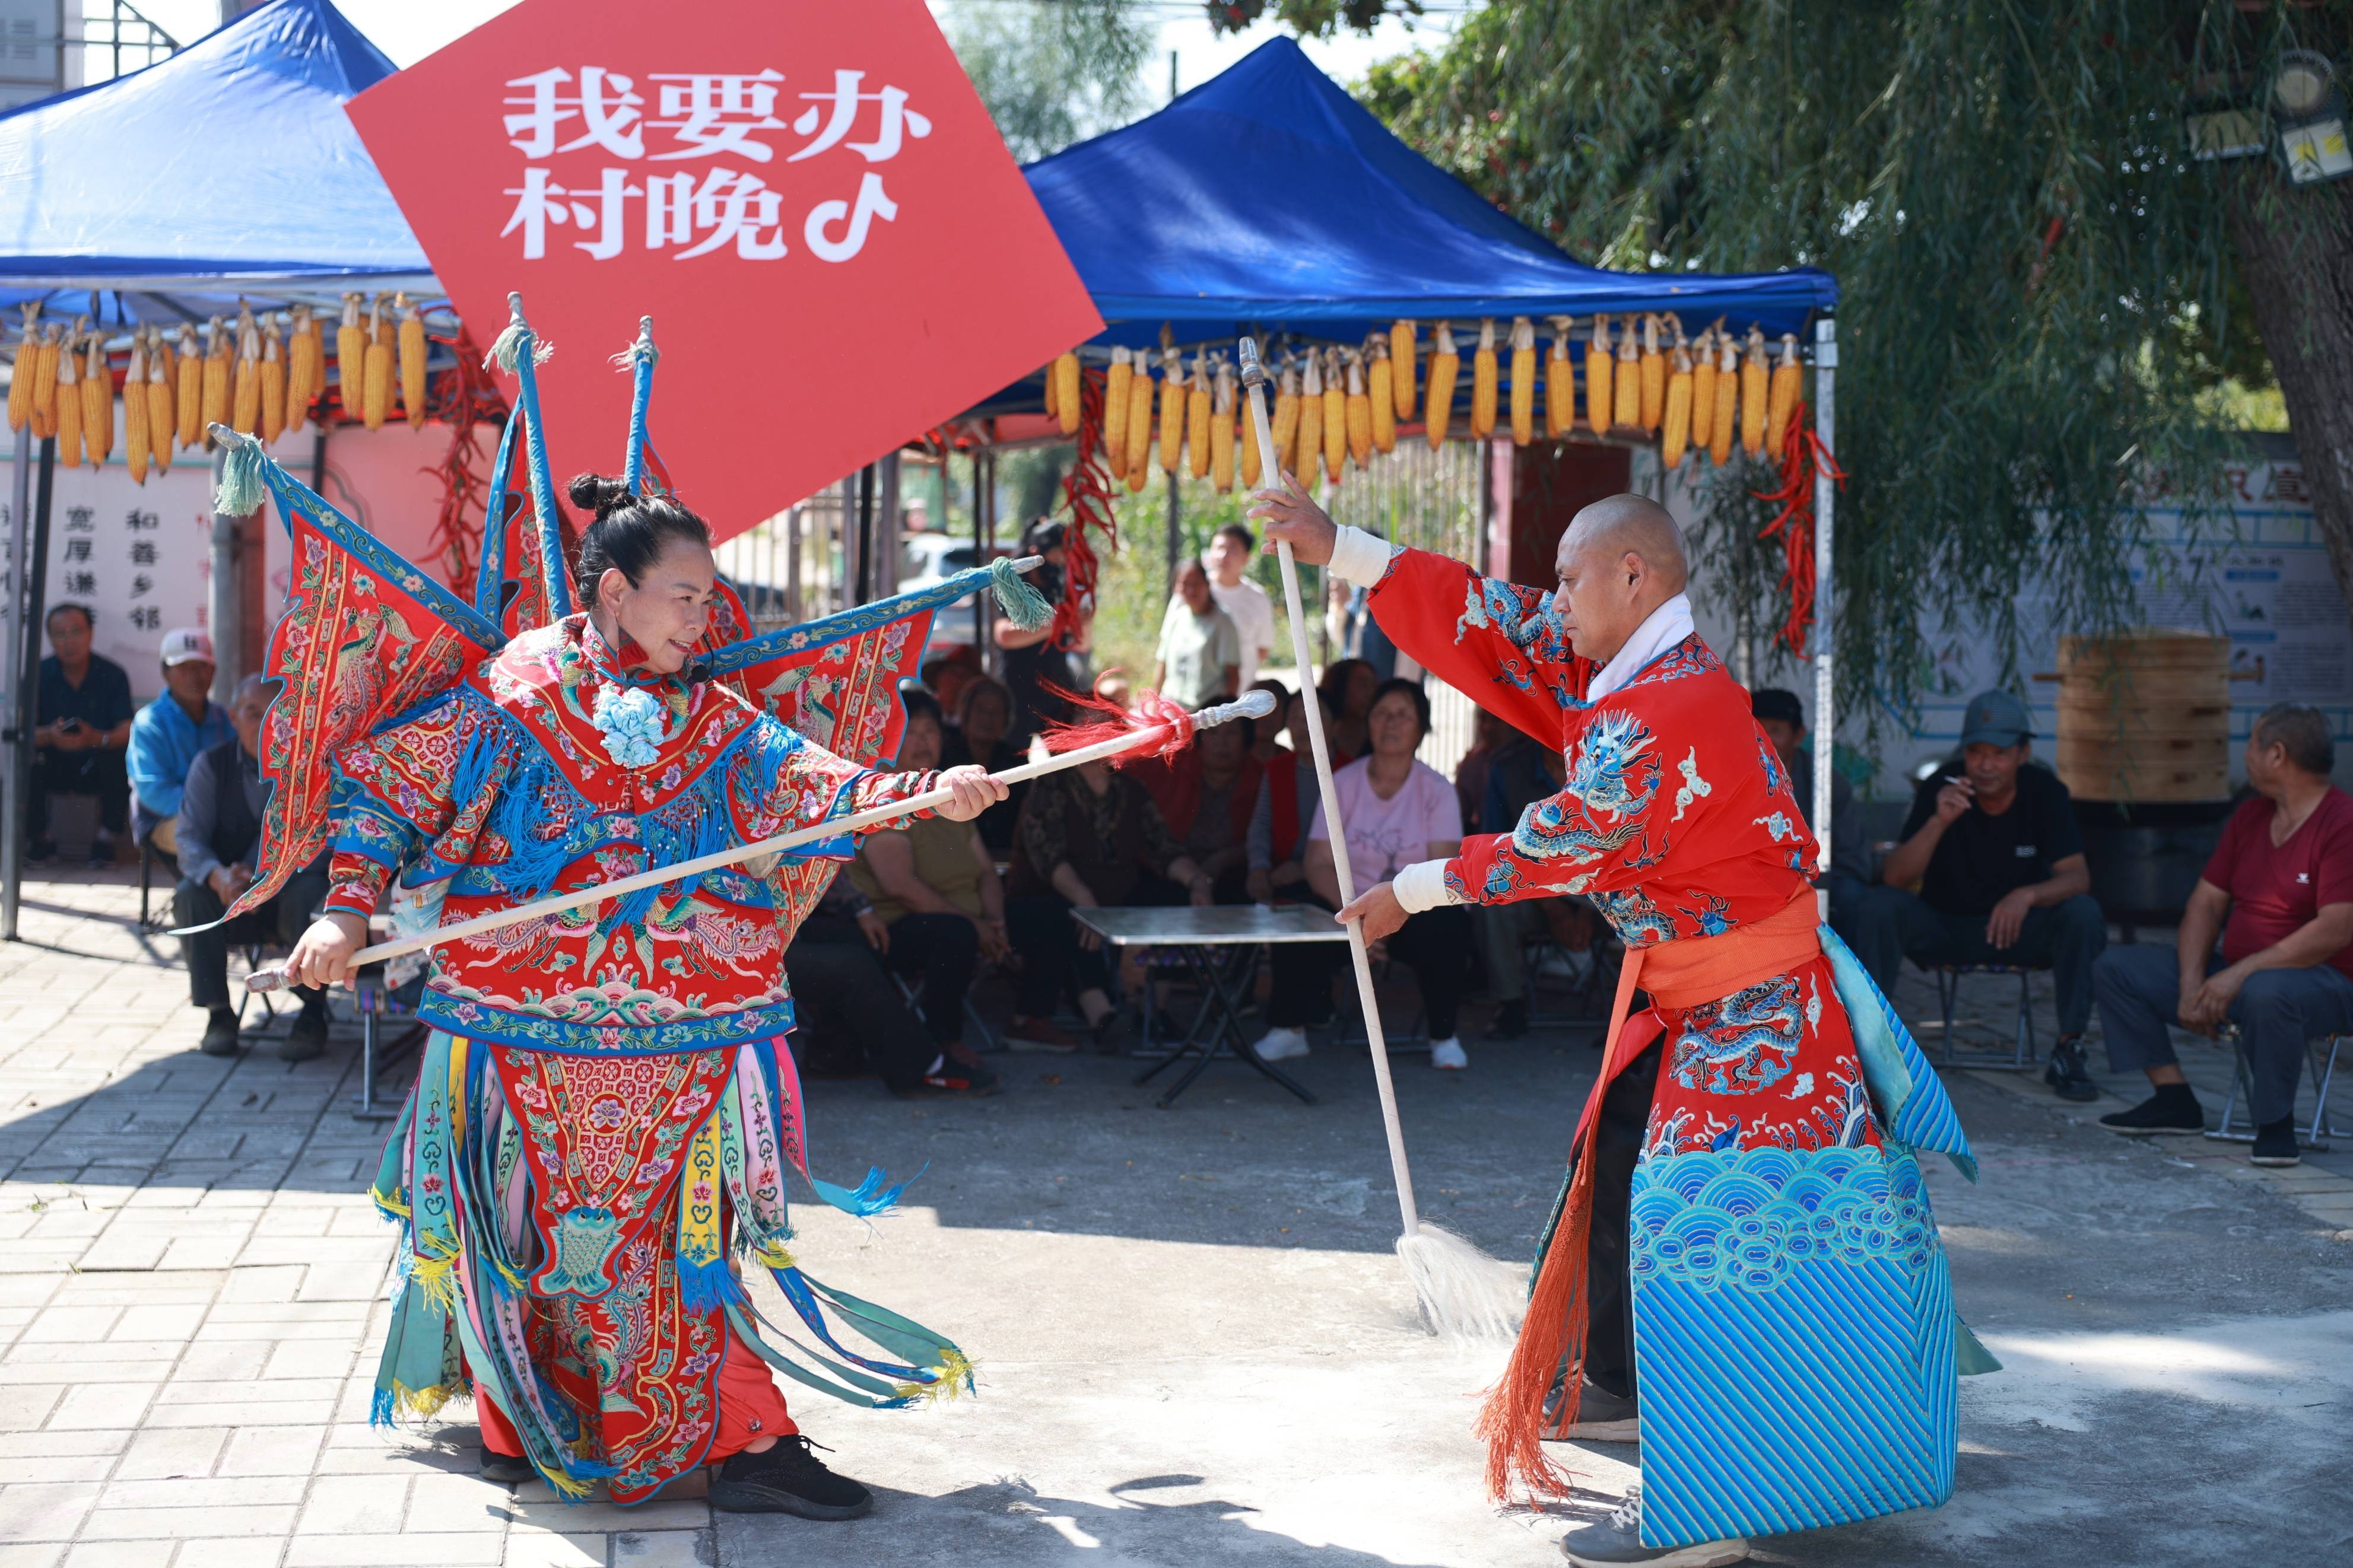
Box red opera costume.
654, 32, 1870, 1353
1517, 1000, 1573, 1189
1323, 525, 1993, 1550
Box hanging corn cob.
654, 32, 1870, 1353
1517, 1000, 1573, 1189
1425, 321, 1459, 449
177, 325, 205, 450
1739, 328, 1768, 458
1507, 317, 1536, 447
1052, 350, 1081, 438
1157, 344, 1185, 475
1271, 358, 1300, 478
1344, 349, 1373, 467
1187, 351, 1212, 479
1319, 346, 1347, 482
261, 318, 287, 444
1585, 314, 1612, 436
81, 330, 111, 470
7, 306, 36, 432
1637, 314, 1667, 433
1688, 327, 1718, 458
1368, 336, 1397, 454
52, 328, 81, 469
1104, 346, 1132, 480
1709, 333, 1739, 466
1040, 355, 1059, 427
1545, 317, 1574, 440
1469, 318, 1498, 440
29, 322, 59, 439
201, 315, 231, 444
335, 294, 364, 422
123, 333, 149, 485
1296, 351, 1324, 484
231, 307, 261, 435
284, 306, 316, 434
363, 296, 394, 430
1661, 340, 1694, 470
399, 294, 428, 429
1389, 319, 1417, 422
1612, 316, 1641, 431
1123, 352, 1154, 489
1211, 356, 1237, 494
1240, 358, 1266, 489
145, 327, 173, 474
1767, 332, 1802, 456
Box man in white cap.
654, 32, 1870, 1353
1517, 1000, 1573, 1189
126, 628, 231, 859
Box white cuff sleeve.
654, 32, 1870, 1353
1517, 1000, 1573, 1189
1391, 858, 1465, 914
1328, 524, 1395, 587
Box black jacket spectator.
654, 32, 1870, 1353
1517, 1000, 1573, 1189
31, 603, 134, 862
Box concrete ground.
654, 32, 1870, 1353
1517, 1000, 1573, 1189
0, 869, 2348, 1568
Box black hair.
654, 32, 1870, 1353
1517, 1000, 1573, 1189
1215, 521, 1255, 551
1751, 688, 1806, 729
1319, 657, 1376, 713
899, 687, 944, 733
567, 475, 712, 610
45, 602, 92, 630
1368, 676, 1431, 737
2253, 702, 2335, 777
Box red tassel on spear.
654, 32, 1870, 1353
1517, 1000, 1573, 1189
1035, 679, 1199, 765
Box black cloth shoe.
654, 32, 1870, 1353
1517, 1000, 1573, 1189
2044, 1035, 2099, 1102
2252, 1117, 2301, 1168
479, 1449, 533, 1485
1091, 1006, 1135, 1057
87, 832, 117, 867
1485, 1000, 1529, 1041
280, 1000, 330, 1062
710, 1435, 874, 1519
2098, 1086, 2203, 1136
198, 1008, 241, 1057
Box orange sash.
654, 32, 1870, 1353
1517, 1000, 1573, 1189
1478, 890, 1824, 1502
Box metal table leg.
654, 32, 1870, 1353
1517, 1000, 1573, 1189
1136, 943, 1316, 1109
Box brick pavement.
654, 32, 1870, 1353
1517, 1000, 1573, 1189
0, 870, 2345, 1567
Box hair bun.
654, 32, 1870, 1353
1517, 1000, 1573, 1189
567, 473, 630, 517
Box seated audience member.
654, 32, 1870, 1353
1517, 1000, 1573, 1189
785, 866, 998, 1098
850, 694, 1008, 1073
126, 628, 231, 859
1154, 558, 1242, 710
1477, 731, 1604, 1041
1752, 686, 1873, 923
1262, 679, 1475, 1070
1849, 689, 2107, 1101
2092, 703, 2353, 1166
1136, 711, 1258, 904
1247, 685, 1318, 905
996, 519, 1083, 745
941, 673, 1025, 852
1245, 676, 1293, 764
173, 676, 331, 1060
922, 645, 982, 720
1003, 756, 1211, 1051
31, 602, 135, 864
1316, 656, 1376, 766
1453, 708, 1513, 839
1206, 523, 1276, 686
1093, 670, 1133, 711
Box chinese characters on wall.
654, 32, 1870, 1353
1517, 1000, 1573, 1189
498, 66, 928, 264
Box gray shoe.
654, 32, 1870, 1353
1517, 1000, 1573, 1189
1545, 1378, 1640, 1443
1560, 1489, 1748, 1568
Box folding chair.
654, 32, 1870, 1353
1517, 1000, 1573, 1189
1926, 963, 2038, 1070
2209, 1025, 2348, 1152
137, 832, 177, 932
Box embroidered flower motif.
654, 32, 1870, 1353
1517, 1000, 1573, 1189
593, 685, 666, 769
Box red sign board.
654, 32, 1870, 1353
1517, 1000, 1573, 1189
345, 0, 1100, 542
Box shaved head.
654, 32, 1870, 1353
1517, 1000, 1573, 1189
1561, 494, 1688, 594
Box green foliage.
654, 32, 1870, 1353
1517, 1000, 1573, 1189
1206, 2, 1422, 39
1349, 2, 2339, 731
942, 0, 1155, 163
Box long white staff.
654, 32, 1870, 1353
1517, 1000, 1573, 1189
247, 689, 1276, 992
1239, 338, 1517, 1341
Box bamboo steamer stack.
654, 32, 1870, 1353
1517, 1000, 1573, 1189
2052, 629, 2231, 802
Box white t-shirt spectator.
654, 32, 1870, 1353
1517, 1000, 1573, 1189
1208, 572, 1276, 686
1155, 598, 1243, 709
1307, 756, 1460, 881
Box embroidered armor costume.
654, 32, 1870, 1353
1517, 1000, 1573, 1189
202, 308, 1046, 1507
1329, 527, 1992, 1550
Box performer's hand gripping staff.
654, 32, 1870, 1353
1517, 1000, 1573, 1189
260, 689, 1276, 993
1237, 338, 1519, 1342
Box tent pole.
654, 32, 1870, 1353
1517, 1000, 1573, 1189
208, 447, 242, 704
5, 437, 54, 943
1812, 313, 1837, 919
972, 445, 989, 663
0, 426, 29, 943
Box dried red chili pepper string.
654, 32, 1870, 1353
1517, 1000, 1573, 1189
1052, 367, 1118, 646
1749, 399, 1844, 657
421, 327, 510, 590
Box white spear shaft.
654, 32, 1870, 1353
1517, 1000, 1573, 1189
247, 690, 1275, 992
1239, 339, 1419, 1236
